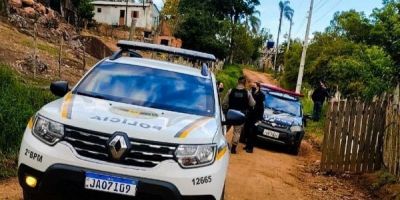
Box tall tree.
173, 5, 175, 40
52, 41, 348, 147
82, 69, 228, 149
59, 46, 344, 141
274, 0, 292, 71
246, 11, 261, 33
285, 7, 294, 51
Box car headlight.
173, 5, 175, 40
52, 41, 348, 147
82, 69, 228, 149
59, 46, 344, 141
290, 125, 303, 132
32, 115, 64, 145
175, 144, 216, 168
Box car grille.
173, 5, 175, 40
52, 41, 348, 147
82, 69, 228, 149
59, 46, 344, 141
63, 126, 177, 168
262, 121, 289, 129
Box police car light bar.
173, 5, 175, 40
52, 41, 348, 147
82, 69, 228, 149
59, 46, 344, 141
113, 40, 217, 62
261, 83, 304, 98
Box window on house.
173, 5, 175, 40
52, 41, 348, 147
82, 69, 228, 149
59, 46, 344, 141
132, 11, 139, 18
97, 8, 102, 13
161, 39, 169, 46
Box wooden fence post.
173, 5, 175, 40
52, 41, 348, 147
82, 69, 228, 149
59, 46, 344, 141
58, 35, 63, 79
33, 23, 38, 79
82, 42, 86, 74
394, 83, 399, 106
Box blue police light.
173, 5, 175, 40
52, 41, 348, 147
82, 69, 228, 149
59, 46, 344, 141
201, 63, 209, 76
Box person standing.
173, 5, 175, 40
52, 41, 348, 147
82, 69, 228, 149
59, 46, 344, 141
311, 81, 329, 121
222, 76, 255, 154
244, 82, 265, 153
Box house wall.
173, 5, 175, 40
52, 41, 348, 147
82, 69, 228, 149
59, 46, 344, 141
93, 3, 159, 31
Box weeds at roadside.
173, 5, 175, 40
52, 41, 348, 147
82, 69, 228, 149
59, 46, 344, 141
371, 170, 398, 190
0, 64, 55, 179
216, 64, 243, 97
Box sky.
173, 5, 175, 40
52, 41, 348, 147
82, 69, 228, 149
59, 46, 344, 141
153, 0, 382, 41
259, 0, 383, 41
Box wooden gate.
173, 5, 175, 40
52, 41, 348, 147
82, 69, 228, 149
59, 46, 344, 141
383, 101, 400, 178
320, 98, 388, 173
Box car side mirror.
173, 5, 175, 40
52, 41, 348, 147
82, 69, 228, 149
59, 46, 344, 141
222, 110, 246, 126
50, 81, 69, 97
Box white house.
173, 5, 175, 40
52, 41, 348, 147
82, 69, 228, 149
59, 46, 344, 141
91, 0, 160, 31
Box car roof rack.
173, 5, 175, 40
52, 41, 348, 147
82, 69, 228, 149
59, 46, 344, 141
110, 40, 217, 62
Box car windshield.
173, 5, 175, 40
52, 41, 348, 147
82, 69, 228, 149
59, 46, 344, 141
264, 92, 301, 117
74, 61, 215, 117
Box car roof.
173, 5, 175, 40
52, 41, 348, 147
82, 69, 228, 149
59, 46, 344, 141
103, 57, 210, 79
263, 90, 300, 102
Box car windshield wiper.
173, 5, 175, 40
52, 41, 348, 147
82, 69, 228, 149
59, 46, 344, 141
76, 91, 109, 100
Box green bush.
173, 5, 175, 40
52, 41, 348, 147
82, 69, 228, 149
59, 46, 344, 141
0, 64, 55, 178
216, 64, 243, 97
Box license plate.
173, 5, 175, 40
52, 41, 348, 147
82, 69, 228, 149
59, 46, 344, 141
85, 172, 137, 196
263, 129, 280, 139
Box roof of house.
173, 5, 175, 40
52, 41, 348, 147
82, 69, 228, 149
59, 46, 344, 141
91, 1, 160, 13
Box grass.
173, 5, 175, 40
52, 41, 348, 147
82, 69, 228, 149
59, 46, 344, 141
216, 64, 243, 97
0, 64, 55, 179
371, 170, 398, 190
301, 86, 327, 140
21, 38, 59, 57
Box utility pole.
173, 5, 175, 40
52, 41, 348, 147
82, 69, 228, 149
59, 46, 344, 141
295, 0, 314, 94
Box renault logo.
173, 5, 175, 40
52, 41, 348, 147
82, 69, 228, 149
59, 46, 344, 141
108, 133, 130, 160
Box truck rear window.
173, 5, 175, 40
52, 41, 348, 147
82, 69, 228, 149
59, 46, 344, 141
74, 61, 215, 117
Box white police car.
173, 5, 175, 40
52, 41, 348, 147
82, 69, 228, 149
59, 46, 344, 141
18, 41, 245, 200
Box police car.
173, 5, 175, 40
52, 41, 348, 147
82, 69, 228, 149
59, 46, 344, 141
255, 84, 307, 155
18, 41, 245, 200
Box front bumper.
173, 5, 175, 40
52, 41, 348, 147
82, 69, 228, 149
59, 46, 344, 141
18, 164, 215, 200
255, 123, 303, 146
18, 128, 228, 200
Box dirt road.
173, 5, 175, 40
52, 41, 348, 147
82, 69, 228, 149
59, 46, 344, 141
0, 69, 373, 200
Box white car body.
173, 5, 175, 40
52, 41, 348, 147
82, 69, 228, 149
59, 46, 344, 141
18, 57, 229, 200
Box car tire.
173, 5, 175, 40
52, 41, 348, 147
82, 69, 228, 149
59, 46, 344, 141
23, 190, 41, 200
288, 142, 301, 155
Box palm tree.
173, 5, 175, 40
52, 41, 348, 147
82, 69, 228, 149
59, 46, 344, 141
273, 0, 292, 71
245, 10, 261, 34
285, 7, 294, 51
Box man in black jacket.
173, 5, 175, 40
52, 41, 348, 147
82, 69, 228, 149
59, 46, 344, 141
244, 82, 265, 153
222, 77, 255, 154
311, 81, 329, 121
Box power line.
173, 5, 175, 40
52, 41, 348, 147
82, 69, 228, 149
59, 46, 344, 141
313, 0, 332, 16
313, 0, 344, 25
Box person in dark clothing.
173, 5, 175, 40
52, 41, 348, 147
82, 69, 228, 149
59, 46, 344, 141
244, 82, 265, 153
222, 77, 255, 154
311, 81, 329, 121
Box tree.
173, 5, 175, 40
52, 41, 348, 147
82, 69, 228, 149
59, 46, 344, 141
246, 12, 261, 34
285, 7, 294, 51
175, 0, 266, 62
71, 0, 94, 28
161, 0, 180, 34
274, 0, 292, 71
327, 10, 372, 43
175, 0, 230, 59
282, 32, 395, 100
